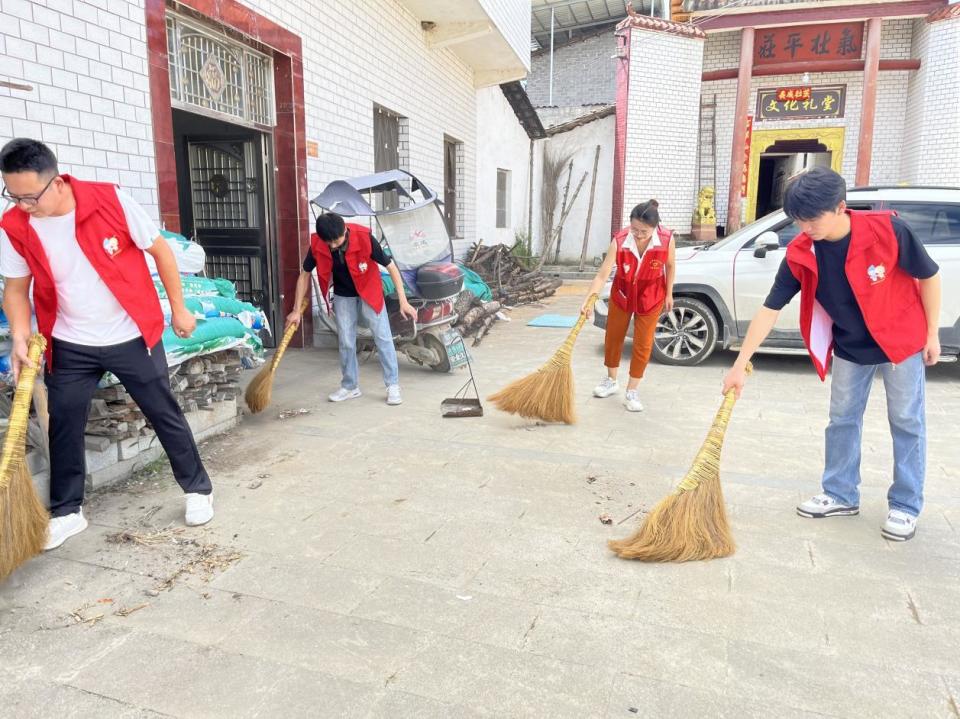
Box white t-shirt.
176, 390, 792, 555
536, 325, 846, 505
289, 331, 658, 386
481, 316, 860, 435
0, 189, 160, 346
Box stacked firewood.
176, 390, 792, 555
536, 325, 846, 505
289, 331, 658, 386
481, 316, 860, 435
453, 290, 502, 347
85, 350, 243, 441
464, 243, 563, 306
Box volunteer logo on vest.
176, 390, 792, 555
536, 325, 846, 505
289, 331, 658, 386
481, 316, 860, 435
359, 262, 368, 273
867, 264, 886, 284
103, 236, 120, 258
649, 259, 663, 271
622, 263, 631, 274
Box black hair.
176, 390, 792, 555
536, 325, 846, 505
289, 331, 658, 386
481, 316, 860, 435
0, 138, 59, 176
315, 212, 346, 242
629, 199, 660, 227
782, 167, 846, 221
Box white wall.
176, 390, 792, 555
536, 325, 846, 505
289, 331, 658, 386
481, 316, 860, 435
475, 85, 533, 249
902, 15, 960, 185
623, 27, 705, 233
478, 0, 532, 73
537, 116, 615, 265
0, 0, 158, 218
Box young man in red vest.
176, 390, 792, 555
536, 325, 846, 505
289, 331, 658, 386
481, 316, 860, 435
723, 168, 941, 541
0, 138, 214, 550
286, 212, 416, 405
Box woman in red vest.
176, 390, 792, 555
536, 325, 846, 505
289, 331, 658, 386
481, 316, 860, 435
723, 168, 942, 542
0, 139, 214, 551
581, 200, 675, 413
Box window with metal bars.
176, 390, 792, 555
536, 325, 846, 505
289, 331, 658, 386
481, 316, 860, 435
166, 13, 275, 128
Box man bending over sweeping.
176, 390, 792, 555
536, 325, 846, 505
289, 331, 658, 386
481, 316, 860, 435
722, 167, 941, 542
286, 212, 417, 406
0, 138, 214, 550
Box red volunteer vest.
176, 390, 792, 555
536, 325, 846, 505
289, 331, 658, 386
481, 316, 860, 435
610, 225, 672, 315
785, 210, 927, 380
0, 175, 164, 368
310, 223, 385, 313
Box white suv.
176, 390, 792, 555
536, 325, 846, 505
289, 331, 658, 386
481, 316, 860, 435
593, 186, 960, 365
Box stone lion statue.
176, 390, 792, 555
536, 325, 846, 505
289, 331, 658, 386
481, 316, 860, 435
694, 186, 716, 224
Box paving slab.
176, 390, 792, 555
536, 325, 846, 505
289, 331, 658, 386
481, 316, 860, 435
2, 286, 958, 717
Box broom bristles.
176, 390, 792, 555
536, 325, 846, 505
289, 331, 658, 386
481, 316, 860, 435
487, 295, 597, 425
0, 463, 49, 581
245, 299, 308, 415
487, 359, 575, 424
1, 334, 50, 583
608, 371, 750, 563
607, 475, 734, 562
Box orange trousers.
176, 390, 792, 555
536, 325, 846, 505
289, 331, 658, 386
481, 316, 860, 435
604, 300, 661, 379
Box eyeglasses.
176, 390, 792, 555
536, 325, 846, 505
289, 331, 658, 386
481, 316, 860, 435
1, 175, 58, 207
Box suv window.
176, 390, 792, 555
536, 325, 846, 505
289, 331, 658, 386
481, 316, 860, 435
884, 203, 960, 245
746, 202, 877, 249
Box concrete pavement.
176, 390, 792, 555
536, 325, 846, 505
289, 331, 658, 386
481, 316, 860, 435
2, 284, 959, 718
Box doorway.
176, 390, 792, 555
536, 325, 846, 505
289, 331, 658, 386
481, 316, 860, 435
755, 139, 832, 218
745, 127, 845, 223
172, 108, 279, 343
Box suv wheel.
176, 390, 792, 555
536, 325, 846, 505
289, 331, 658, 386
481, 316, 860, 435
652, 297, 718, 366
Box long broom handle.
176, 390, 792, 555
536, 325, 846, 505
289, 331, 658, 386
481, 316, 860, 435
546, 294, 598, 369
0, 335, 46, 485
270, 298, 310, 373
675, 362, 753, 493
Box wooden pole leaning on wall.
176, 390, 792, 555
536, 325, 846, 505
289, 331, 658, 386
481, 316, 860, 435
578, 145, 602, 272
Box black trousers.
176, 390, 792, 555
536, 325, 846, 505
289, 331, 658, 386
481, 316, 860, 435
46, 337, 212, 517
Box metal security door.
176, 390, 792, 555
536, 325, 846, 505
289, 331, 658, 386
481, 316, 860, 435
185, 137, 271, 314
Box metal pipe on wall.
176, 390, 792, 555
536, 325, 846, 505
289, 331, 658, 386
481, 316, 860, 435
548, 8, 555, 105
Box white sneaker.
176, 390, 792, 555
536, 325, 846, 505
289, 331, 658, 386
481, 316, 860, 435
882, 510, 917, 541
796, 493, 859, 518
185, 492, 214, 526
593, 377, 618, 398
624, 389, 644, 412
44, 509, 88, 551
329, 387, 362, 402
386, 384, 402, 405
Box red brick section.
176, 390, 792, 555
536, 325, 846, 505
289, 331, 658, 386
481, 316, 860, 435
144, 0, 312, 344
611, 28, 631, 237
726, 27, 755, 234
926, 3, 960, 22
702, 59, 921, 81
856, 18, 883, 187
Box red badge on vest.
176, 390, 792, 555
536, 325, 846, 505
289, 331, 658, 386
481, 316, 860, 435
867, 263, 886, 284
649, 259, 662, 271
103, 236, 120, 258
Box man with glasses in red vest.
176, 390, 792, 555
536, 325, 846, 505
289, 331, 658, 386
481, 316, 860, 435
723, 167, 941, 542
0, 138, 214, 550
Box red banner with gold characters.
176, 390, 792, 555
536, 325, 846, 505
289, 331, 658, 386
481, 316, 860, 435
741, 115, 753, 198
753, 23, 864, 65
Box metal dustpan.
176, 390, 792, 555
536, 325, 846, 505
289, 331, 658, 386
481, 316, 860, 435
441, 355, 483, 418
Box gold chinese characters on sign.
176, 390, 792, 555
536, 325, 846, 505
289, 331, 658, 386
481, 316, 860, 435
756, 85, 845, 121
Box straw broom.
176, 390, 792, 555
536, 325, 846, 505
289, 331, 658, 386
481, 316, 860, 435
0, 334, 49, 582
608, 363, 752, 562
245, 299, 308, 414
487, 293, 598, 425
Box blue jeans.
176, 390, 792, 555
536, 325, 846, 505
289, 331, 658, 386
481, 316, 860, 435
333, 295, 399, 390
822, 352, 926, 516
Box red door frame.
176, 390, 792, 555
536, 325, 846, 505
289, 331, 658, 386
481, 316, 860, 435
145, 0, 312, 343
